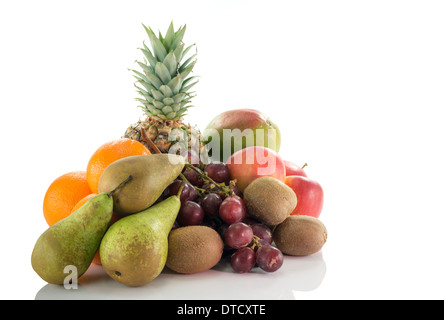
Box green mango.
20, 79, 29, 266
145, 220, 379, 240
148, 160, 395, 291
203, 109, 281, 162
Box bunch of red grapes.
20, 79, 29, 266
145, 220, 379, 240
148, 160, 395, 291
164, 162, 284, 273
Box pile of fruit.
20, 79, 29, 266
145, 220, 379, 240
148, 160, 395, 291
31, 22, 327, 287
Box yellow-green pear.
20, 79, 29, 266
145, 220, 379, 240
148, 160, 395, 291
100, 192, 181, 287
31, 192, 114, 285
98, 154, 185, 216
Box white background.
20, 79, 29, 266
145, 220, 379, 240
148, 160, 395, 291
1, 0, 444, 300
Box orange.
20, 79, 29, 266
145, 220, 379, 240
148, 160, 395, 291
86, 138, 151, 193
43, 171, 93, 226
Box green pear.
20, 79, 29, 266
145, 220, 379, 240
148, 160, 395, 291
31, 192, 114, 285
98, 154, 185, 216
99, 193, 181, 287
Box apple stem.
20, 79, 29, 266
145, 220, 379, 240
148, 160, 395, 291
301, 163, 308, 170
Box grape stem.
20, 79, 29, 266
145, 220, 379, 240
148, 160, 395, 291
249, 235, 263, 251
185, 164, 236, 197
179, 172, 207, 197
139, 127, 237, 197
179, 172, 191, 185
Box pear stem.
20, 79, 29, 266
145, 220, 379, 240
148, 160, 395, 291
107, 175, 133, 198
177, 181, 185, 198
140, 127, 162, 154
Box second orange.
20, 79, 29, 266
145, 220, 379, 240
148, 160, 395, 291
86, 138, 151, 193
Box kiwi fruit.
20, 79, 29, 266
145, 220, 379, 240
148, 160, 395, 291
273, 215, 327, 256
243, 176, 297, 226
166, 226, 224, 274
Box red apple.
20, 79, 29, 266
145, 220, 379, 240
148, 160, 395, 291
284, 176, 324, 218
284, 160, 307, 177
227, 146, 286, 192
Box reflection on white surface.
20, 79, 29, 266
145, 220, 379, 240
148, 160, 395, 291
35, 252, 326, 300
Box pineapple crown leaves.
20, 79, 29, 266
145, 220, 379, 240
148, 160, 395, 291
132, 21, 198, 121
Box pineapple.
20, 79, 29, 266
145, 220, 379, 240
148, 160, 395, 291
124, 22, 203, 160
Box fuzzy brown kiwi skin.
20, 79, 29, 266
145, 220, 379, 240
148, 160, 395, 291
273, 215, 327, 256
243, 177, 297, 226
167, 226, 224, 274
